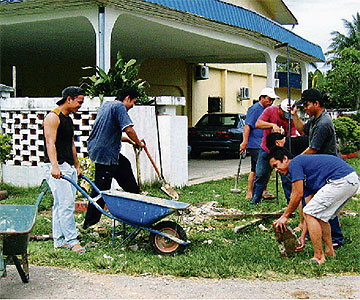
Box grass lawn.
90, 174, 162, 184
1, 157, 359, 280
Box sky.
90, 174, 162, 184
282, 0, 359, 70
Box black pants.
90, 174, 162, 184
84, 154, 139, 228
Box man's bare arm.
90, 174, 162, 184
43, 113, 61, 178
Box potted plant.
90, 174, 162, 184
80, 51, 150, 104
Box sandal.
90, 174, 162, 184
56, 244, 70, 249
262, 191, 275, 200
70, 244, 87, 253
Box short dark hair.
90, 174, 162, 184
266, 132, 285, 151
298, 88, 326, 107
266, 146, 293, 163
116, 87, 139, 101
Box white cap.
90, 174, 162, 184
280, 98, 296, 119
259, 87, 279, 99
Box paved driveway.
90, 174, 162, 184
188, 152, 251, 185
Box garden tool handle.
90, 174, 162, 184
143, 143, 162, 180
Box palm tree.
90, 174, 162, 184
326, 12, 360, 57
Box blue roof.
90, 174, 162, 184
142, 0, 325, 61
1, 0, 324, 61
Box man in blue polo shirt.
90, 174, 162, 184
269, 147, 359, 264
83, 87, 144, 229
239, 87, 278, 200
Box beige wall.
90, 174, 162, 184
191, 63, 267, 126
275, 87, 302, 104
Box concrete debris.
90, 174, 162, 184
258, 224, 269, 232
182, 201, 245, 225
103, 254, 114, 261
128, 244, 139, 251
202, 240, 213, 244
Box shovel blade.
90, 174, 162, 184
161, 182, 179, 200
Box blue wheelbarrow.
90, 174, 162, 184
61, 175, 190, 255
0, 183, 48, 283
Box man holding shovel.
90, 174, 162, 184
83, 87, 144, 229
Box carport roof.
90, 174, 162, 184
141, 0, 324, 61
0, 0, 325, 61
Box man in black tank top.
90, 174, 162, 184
43, 86, 86, 253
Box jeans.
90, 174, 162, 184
251, 149, 271, 204
84, 154, 140, 228
44, 162, 79, 248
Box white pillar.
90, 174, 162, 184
264, 52, 278, 88
300, 62, 309, 90
86, 7, 120, 73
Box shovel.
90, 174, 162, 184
143, 143, 179, 200
134, 146, 142, 191
230, 153, 243, 193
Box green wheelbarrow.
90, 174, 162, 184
0, 182, 48, 283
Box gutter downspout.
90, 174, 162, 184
98, 6, 105, 70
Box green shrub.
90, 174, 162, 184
0, 133, 12, 163
333, 117, 360, 154
79, 156, 95, 182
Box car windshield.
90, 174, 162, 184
196, 115, 238, 127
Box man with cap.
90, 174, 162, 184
83, 86, 144, 229
251, 98, 297, 205
43, 86, 86, 253
240, 87, 278, 200
269, 147, 359, 264
291, 88, 344, 248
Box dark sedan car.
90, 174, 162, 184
188, 113, 246, 158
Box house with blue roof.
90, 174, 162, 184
0, 0, 324, 125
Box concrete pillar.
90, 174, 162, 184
300, 62, 309, 90
86, 7, 120, 73
264, 52, 278, 88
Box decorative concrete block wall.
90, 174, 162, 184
0, 97, 188, 188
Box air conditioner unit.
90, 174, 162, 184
274, 78, 280, 88
195, 65, 209, 80
238, 87, 250, 100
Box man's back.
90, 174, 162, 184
88, 101, 133, 165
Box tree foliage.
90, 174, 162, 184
327, 12, 360, 58
325, 47, 360, 110
80, 52, 150, 104
315, 13, 360, 110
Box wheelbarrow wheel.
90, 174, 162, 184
149, 221, 187, 255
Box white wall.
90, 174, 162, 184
0, 97, 188, 188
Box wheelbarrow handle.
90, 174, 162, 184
61, 175, 116, 220
60, 174, 101, 199
34, 179, 49, 207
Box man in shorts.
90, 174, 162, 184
269, 147, 359, 264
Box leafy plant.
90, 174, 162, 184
333, 117, 360, 154
79, 156, 95, 182
80, 52, 150, 104
0, 133, 12, 163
